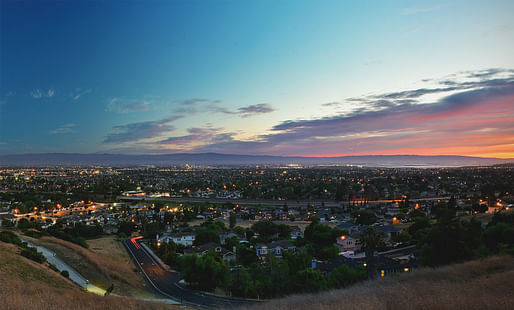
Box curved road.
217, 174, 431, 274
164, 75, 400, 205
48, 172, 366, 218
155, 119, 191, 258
123, 238, 260, 308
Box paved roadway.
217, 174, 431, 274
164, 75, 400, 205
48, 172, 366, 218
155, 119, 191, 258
123, 238, 261, 309
118, 195, 451, 207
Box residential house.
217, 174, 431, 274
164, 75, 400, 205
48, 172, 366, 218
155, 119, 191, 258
290, 226, 304, 239
183, 242, 236, 262
256, 240, 296, 260
158, 232, 195, 246
336, 234, 361, 252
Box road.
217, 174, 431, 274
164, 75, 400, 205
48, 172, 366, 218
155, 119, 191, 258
123, 238, 261, 308
118, 195, 451, 207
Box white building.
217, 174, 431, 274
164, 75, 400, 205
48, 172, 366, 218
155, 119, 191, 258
157, 232, 195, 246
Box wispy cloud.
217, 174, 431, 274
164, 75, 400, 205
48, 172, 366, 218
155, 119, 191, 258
50, 123, 76, 135
31, 88, 55, 99
237, 103, 275, 118
31, 89, 43, 99
401, 4, 447, 15
157, 127, 236, 149
172, 98, 221, 114
107, 98, 152, 113
211, 103, 276, 118
174, 68, 514, 157
171, 99, 275, 118
72, 88, 92, 100
103, 116, 182, 144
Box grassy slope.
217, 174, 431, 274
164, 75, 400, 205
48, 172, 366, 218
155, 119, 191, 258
22, 234, 158, 298
0, 241, 175, 310
239, 255, 514, 310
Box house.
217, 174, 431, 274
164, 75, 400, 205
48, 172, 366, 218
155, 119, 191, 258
256, 240, 296, 260
268, 240, 296, 258
374, 225, 403, 242
219, 231, 240, 245
336, 234, 361, 252
158, 232, 195, 246
336, 222, 365, 235
290, 226, 304, 239
313, 245, 418, 277
256, 244, 269, 258
183, 242, 236, 262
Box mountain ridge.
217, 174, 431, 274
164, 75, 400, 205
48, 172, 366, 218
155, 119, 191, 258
1, 152, 513, 167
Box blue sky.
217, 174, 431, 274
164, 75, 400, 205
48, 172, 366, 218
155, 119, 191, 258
1, 0, 514, 157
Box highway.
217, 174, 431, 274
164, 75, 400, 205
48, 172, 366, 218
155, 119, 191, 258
118, 195, 451, 207
123, 237, 260, 308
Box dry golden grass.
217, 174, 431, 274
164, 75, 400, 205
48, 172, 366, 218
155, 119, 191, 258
0, 241, 176, 310
25, 235, 156, 298
88, 235, 132, 264
239, 255, 514, 310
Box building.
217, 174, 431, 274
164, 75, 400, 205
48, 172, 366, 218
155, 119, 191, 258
158, 232, 195, 246
336, 234, 361, 252
256, 240, 296, 260
183, 242, 235, 262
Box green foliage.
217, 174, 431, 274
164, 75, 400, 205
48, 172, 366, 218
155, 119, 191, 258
143, 222, 161, 239
417, 210, 514, 266
408, 217, 430, 238
294, 268, 328, 293
48, 263, 59, 272
229, 212, 236, 228
0, 230, 22, 245
18, 218, 37, 230
118, 221, 136, 236
60, 270, 70, 278
194, 228, 220, 245
2, 219, 15, 227
251, 220, 279, 241
154, 241, 181, 270
47, 225, 90, 248
201, 220, 226, 231
23, 229, 43, 239
236, 243, 258, 267
304, 219, 342, 260
483, 222, 514, 253
328, 264, 366, 288
20, 246, 46, 264
181, 252, 231, 292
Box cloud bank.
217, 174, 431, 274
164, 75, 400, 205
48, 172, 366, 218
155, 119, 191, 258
106, 69, 514, 158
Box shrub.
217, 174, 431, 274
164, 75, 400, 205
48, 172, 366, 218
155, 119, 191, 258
20, 247, 47, 264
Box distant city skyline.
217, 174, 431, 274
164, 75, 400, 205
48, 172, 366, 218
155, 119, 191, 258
1, 0, 513, 158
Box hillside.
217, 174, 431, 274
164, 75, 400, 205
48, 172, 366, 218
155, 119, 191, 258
22, 234, 158, 298
239, 255, 514, 310
0, 240, 176, 310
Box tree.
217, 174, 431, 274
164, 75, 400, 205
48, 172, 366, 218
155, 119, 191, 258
294, 268, 328, 293
194, 228, 220, 245
360, 227, 383, 279
229, 212, 236, 229
236, 244, 258, 267
118, 221, 135, 236
251, 220, 279, 241
328, 264, 366, 288
181, 252, 231, 292
143, 222, 161, 239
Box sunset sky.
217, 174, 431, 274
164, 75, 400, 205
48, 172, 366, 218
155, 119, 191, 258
1, 0, 513, 158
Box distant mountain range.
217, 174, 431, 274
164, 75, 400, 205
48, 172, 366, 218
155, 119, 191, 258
1, 153, 513, 167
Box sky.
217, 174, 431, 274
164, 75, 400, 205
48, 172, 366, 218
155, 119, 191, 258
1, 0, 513, 158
